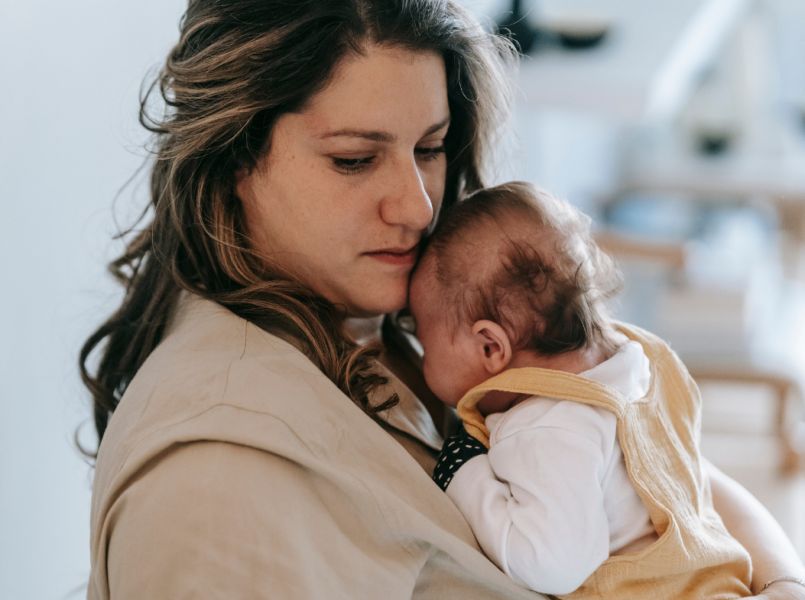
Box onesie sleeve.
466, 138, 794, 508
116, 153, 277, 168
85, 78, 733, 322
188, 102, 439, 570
101, 440, 417, 599
445, 401, 613, 596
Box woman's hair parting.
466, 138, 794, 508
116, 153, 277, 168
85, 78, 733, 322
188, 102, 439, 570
79, 0, 517, 455
423, 181, 623, 355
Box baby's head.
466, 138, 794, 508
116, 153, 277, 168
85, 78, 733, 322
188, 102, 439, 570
409, 181, 621, 408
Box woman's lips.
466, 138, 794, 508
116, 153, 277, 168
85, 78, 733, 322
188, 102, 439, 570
364, 246, 418, 266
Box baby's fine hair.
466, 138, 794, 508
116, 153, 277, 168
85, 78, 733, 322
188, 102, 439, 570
423, 181, 622, 355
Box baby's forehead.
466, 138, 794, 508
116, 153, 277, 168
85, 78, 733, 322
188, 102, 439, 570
410, 254, 439, 304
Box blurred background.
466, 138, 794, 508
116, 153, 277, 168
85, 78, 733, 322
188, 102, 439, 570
1, 0, 803, 598
470, 0, 805, 567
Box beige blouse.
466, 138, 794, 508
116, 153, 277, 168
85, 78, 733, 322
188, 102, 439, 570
87, 294, 546, 599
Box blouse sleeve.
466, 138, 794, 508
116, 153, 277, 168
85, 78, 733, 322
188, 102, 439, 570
103, 440, 416, 599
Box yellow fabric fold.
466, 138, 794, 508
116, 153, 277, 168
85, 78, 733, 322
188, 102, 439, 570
456, 366, 622, 447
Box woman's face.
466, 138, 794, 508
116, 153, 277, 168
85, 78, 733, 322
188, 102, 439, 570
237, 44, 450, 316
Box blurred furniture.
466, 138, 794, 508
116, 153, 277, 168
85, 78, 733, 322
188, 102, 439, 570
613, 0, 805, 249
597, 230, 805, 473
516, 0, 750, 122
500, 0, 759, 242
591, 1, 805, 473
618, 126, 805, 246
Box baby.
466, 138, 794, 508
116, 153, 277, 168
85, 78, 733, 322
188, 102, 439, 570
409, 182, 752, 599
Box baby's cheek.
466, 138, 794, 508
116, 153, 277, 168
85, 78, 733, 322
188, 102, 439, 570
422, 359, 443, 400
421, 358, 434, 389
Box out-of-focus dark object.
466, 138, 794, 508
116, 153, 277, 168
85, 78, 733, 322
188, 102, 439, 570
695, 128, 736, 156
496, 0, 611, 54
546, 18, 611, 50
496, 0, 540, 54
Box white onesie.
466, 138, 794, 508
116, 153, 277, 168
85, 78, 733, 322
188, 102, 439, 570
446, 337, 656, 596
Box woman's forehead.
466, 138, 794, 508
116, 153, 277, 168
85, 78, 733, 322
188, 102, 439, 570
299, 45, 450, 139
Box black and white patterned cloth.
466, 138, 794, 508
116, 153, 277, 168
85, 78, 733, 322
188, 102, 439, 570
432, 426, 488, 491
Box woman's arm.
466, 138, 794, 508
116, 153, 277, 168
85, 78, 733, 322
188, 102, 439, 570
706, 460, 805, 598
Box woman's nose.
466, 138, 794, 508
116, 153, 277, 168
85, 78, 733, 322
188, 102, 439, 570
379, 159, 434, 231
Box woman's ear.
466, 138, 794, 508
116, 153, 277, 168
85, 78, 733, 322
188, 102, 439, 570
470, 319, 512, 375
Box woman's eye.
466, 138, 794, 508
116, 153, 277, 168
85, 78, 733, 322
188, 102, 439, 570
415, 144, 446, 161
332, 156, 375, 173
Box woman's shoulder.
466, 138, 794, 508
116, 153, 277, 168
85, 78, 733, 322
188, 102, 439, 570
116, 293, 328, 422
93, 295, 359, 491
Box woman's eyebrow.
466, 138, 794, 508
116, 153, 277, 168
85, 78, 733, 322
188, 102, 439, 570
423, 116, 451, 137
318, 116, 451, 142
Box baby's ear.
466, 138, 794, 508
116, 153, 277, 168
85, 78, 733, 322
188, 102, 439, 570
470, 320, 512, 375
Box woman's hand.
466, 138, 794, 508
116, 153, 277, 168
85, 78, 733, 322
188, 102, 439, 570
705, 460, 805, 596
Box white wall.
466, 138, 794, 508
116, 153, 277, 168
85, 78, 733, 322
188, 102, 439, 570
0, 2, 185, 598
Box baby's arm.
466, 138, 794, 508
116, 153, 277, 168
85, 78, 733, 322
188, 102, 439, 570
442, 400, 614, 596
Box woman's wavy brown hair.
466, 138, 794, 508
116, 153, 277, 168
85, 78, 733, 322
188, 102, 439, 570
79, 0, 515, 455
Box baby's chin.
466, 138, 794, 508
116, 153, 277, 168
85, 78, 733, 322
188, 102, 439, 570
434, 386, 462, 409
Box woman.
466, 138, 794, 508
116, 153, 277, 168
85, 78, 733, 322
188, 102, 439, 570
81, 1, 805, 598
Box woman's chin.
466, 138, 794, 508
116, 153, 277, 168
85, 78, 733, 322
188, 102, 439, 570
347, 287, 408, 318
